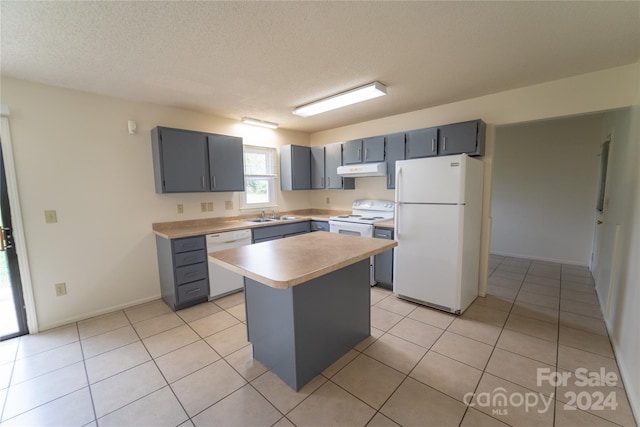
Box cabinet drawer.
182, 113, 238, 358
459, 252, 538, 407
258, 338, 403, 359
177, 278, 209, 302
175, 249, 206, 267
173, 236, 205, 253
252, 221, 310, 241
175, 262, 207, 285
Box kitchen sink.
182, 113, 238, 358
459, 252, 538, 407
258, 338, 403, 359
247, 216, 299, 223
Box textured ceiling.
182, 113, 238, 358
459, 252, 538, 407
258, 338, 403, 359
1, 1, 639, 133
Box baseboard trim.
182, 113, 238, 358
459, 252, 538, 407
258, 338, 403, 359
36, 294, 162, 332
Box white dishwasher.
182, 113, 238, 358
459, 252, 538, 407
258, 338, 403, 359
207, 229, 252, 300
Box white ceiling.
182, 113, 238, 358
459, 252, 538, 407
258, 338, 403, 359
1, 1, 639, 133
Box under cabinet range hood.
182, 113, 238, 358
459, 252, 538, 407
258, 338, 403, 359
337, 162, 387, 177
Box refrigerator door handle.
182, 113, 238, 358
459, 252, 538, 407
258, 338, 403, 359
395, 167, 402, 236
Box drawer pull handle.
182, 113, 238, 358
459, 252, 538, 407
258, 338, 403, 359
375, 234, 388, 238
183, 256, 197, 263
185, 271, 199, 277
186, 288, 201, 295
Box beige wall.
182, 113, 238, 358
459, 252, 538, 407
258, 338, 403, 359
1, 77, 311, 330
490, 114, 604, 265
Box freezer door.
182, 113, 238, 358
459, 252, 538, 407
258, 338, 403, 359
395, 155, 466, 204
394, 204, 463, 310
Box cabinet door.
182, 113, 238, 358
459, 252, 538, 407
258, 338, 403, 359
310, 146, 326, 189
363, 136, 385, 163
385, 133, 405, 189
291, 145, 311, 189
343, 140, 363, 164
325, 143, 355, 190
438, 121, 478, 156
208, 135, 245, 192
156, 128, 209, 192
406, 127, 438, 159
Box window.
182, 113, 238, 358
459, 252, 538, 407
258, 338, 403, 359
241, 145, 278, 209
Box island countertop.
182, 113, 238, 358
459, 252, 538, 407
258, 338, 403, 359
208, 232, 397, 289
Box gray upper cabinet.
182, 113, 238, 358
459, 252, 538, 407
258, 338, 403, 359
310, 146, 326, 189
343, 137, 385, 164
343, 140, 362, 165
362, 136, 385, 162
406, 127, 438, 159
207, 134, 245, 192
325, 143, 355, 190
152, 127, 209, 193
281, 145, 311, 190
438, 120, 485, 156
151, 126, 244, 194
385, 132, 405, 189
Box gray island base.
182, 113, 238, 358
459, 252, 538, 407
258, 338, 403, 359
245, 259, 370, 390
207, 232, 397, 391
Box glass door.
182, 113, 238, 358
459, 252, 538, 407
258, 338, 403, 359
0, 140, 27, 340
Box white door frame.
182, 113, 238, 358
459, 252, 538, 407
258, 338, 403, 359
1, 106, 39, 333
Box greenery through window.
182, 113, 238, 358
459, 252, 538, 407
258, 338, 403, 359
242, 145, 277, 208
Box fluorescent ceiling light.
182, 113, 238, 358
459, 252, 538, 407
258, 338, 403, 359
241, 117, 279, 129
293, 81, 387, 117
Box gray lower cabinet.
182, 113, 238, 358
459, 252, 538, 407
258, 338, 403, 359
151, 126, 244, 193
310, 146, 326, 189
156, 235, 209, 311
385, 132, 405, 189
325, 143, 355, 190
252, 221, 311, 243
310, 220, 329, 232
281, 145, 311, 190
373, 227, 394, 289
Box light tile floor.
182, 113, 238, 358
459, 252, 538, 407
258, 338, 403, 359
0, 256, 636, 426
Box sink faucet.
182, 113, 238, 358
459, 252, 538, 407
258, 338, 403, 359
271, 209, 276, 219
261, 209, 265, 220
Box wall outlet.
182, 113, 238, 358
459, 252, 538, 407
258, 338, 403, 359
225, 200, 233, 210
177, 204, 184, 214
326, 197, 330, 205
54, 282, 67, 296
200, 202, 207, 212
207, 202, 214, 212
44, 210, 58, 224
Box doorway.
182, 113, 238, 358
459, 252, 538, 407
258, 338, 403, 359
0, 138, 27, 340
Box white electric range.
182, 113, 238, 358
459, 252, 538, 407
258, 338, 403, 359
329, 200, 395, 285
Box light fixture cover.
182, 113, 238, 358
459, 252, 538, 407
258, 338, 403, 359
293, 81, 387, 117
241, 117, 279, 129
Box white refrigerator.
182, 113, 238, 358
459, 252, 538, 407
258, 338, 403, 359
393, 154, 484, 314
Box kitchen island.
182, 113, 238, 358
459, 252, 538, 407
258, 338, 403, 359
208, 232, 397, 390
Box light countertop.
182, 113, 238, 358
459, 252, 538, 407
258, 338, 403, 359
152, 209, 394, 239
208, 232, 397, 289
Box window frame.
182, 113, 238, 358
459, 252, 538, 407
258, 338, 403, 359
240, 145, 278, 210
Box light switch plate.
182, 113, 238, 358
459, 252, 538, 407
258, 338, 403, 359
44, 210, 57, 224
207, 202, 214, 212
177, 204, 184, 214
200, 202, 207, 212
225, 201, 233, 210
